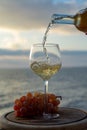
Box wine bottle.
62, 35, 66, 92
52, 8, 87, 34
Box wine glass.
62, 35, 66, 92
29, 43, 62, 120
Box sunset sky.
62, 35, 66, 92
0, 0, 87, 68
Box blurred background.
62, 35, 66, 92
0, 0, 87, 68
0, 0, 87, 115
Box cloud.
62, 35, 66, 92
62, 51, 87, 67
0, 49, 87, 68
0, 56, 28, 68
0, 0, 87, 30
0, 49, 29, 68
0, 49, 29, 56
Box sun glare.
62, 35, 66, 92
0, 28, 30, 50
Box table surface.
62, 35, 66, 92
0, 107, 87, 130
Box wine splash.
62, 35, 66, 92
31, 61, 61, 80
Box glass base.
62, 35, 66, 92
43, 113, 59, 120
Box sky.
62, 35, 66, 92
0, 0, 87, 68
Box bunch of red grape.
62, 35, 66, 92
14, 92, 61, 117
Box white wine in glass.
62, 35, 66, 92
29, 43, 62, 119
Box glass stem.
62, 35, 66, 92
44, 80, 48, 114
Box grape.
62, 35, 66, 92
20, 96, 26, 102
15, 110, 21, 117
20, 107, 27, 116
26, 92, 33, 98
13, 92, 61, 117
14, 105, 19, 111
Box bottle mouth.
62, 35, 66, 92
79, 8, 87, 14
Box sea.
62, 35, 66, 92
0, 67, 87, 116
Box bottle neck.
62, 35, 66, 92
51, 14, 74, 25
